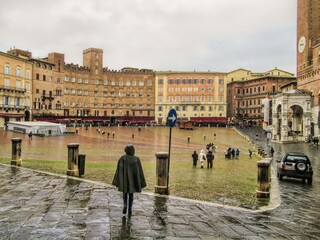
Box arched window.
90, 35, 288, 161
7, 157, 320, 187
4, 65, 11, 74
16, 67, 22, 77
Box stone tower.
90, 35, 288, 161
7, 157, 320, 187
83, 48, 103, 74
297, 0, 320, 71
297, 0, 320, 136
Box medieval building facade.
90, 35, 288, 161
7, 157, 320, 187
0, 48, 155, 129
0, 50, 33, 128
227, 68, 295, 126
155, 71, 228, 126
1, 46, 297, 130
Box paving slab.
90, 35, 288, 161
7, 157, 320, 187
1, 126, 320, 239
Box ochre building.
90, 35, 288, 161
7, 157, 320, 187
155, 71, 227, 126
0, 50, 33, 128
227, 68, 296, 126
0, 46, 296, 130
0, 48, 155, 129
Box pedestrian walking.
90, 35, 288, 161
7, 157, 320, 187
187, 136, 190, 143
313, 136, 319, 146
270, 147, 274, 157
192, 151, 198, 168
206, 151, 214, 169
112, 145, 146, 217
235, 148, 240, 159
203, 134, 206, 141
199, 149, 206, 168
231, 148, 235, 159
28, 131, 32, 140
307, 133, 313, 145
249, 149, 252, 158
315, 135, 320, 146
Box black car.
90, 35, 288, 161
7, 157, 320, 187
277, 152, 313, 185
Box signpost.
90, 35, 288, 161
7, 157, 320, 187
167, 109, 177, 192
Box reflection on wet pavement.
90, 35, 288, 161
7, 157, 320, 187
0, 126, 252, 163
0, 126, 320, 238
119, 216, 132, 239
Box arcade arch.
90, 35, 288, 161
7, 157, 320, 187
272, 90, 312, 142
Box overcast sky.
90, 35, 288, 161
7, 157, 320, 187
0, 0, 297, 74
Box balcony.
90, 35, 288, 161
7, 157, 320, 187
234, 94, 243, 99
0, 85, 26, 93
42, 94, 55, 101
0, 104, 26, 111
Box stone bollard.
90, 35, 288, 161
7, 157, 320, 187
155, 152, 169, 195
11, 138, 22, 166
67, 143, 79, 176
256, 158, 272, 198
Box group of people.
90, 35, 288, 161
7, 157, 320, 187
96, 128, 116, 138
307, 133, 320, 146
192, 143, 217, 169
224, 147, 240, 159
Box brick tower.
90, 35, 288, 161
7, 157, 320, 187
297, 0, 320, 136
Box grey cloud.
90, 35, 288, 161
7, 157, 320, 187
0, 0, 296, 74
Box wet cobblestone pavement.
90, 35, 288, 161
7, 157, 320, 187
0, 127, 320, 239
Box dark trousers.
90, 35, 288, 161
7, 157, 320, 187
193, 160, 197, 167
207, 160, 213, 168
123, 193, 134, 210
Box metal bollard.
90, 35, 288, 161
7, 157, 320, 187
78, 154, 86, 176
155, 152, 169, 195
67, 143, 79, 176
11, 138, 22, 166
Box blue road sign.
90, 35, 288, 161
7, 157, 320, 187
168, 109, 177, 128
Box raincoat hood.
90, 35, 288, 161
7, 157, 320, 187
125, 145, 135, 156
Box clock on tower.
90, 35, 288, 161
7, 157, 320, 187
298, 36, 306, 53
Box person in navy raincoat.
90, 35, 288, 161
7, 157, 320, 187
112, 145, 146, 217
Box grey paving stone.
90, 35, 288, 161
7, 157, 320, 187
0, 130, 320, 239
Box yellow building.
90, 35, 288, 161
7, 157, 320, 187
226, 68, 294, 83
155, 71, 227, 126
0, 50, 33, 129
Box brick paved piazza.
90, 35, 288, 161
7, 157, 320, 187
0, 126, 319, 239
0, 126, 252, 163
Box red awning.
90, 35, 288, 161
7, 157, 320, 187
0, 113, 25, 118
190, 117, 227, 123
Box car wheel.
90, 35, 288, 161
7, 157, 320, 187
307, 178, 313, 185
295, 161, 307, 172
